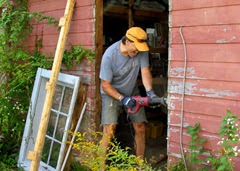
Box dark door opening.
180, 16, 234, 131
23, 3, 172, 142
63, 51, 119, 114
102, 0, 169, 169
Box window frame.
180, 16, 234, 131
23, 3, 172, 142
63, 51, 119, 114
18, 68, 81, 171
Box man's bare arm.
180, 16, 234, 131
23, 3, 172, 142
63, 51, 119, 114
101, 80, 124, 101
141, 66, 153, 91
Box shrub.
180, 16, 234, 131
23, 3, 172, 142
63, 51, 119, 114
68, 130, 161, 171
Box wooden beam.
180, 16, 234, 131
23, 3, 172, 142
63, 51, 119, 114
128, 0, 134, 27
28, 0, 75, 170
95, 0, 103, 131
104, 4, 168, 20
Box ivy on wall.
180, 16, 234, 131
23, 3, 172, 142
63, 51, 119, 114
0, 0, 94, 169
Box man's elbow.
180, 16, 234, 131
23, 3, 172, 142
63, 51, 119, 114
102, 85, 108, 93
101, 80, 110, 92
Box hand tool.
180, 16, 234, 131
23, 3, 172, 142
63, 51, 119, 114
128, 96, 167, 114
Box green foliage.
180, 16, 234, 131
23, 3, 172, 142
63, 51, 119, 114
0, 0, 56, 168
70, 160, 90, 171
0, 0, 57, 49
0, 0, 94, 169
168, 160, 185, 171
106, 139, 156, 170
0, 0, 95, 169
186, 122, 206, 167
168, 110, 239, 171
63, 44, 94, 70
69, 131, 160, 171
206, 110, 239, 171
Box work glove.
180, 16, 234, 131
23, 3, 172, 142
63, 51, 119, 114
147, 90, 167, 107
121, 97, 136, 109
146, 90, 157, 99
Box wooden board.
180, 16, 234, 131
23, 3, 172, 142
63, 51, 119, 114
169, 61, 240, 82
29, 0, 93, 11
170, 25, 240, 44
171, 0, 240, 11
168, 94, 240, 117
170, 44, 240, 63
171, 5, 240, 27
169, 78, 240, 100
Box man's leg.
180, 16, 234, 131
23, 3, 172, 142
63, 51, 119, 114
100, 124, 116, 156
132, 122, 146, 159
99, 124, 116, 171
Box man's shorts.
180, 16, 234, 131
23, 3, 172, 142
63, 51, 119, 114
101, 88, 147, 125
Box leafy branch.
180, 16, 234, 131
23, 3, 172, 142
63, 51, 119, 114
63, 45, 94, 70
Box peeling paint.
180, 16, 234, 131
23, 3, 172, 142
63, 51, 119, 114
187, 75, 206, 80
169, 95, 192, 101
230, 36, 236, 41
200, 88, 239, 98
169, 0, 172, 14
170, 153, 182, 158
169, 80, 197, 94
170, 67, 196, 76
170, 152, 210, 159
169, 28, 173, 45
216, 39, 227, 44
169, 123, 190, 127
202, 133, 218, 140
185, 98, 192, 101
223, 27, 232, 32
169, 81, 239, 98
223, 28, 232, 33
169, 101, 175, 110
169, 128, 179, 133
216, 36, 236, 44
169, 47, 172, 60
169, 128, 191, 137
169, 95, 180, 110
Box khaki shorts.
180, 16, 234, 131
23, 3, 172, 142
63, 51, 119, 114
101, 88, 147, 125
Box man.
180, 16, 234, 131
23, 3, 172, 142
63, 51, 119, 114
99, 27, 160, 160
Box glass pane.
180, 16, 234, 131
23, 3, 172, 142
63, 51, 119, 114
55, 114, 67, 141
49, 142, 61, 168
46, 111, 57, 137
52, 85, 63, 110
60, 87, 73, 113
42, 138, 51, 164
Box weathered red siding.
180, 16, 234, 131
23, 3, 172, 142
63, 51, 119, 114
27, 0, 98, 131
169, 0, 240, 169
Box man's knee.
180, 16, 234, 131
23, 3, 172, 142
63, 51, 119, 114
103, 124, 117, 137
133, 122, 146, 134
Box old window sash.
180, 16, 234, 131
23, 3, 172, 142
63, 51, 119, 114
18, 68, 81, 171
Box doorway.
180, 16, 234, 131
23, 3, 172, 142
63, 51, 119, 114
97, 0, 169, 169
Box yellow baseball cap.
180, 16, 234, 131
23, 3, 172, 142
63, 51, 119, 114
126, 27, 149, 52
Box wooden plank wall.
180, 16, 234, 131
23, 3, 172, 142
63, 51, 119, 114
168, 0, 240, 169
27, 0, 99, 131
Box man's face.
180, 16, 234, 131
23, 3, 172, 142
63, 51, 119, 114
126, 40, 139, 57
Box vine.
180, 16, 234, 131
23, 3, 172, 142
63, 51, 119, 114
63, 44, 94, 70
0, 0, 57, 168
0, 0, 94, 169
168, 110, 240, 171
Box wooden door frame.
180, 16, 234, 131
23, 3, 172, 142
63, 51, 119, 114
94, 0, 103, 131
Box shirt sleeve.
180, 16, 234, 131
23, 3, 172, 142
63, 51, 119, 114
140, 52, 150, 68
99, 54, 113, 82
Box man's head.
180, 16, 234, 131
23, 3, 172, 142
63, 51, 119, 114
126, 27, 149, 51
122, 27, 149, 57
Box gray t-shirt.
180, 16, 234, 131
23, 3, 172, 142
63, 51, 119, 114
100, 40, 149, 96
